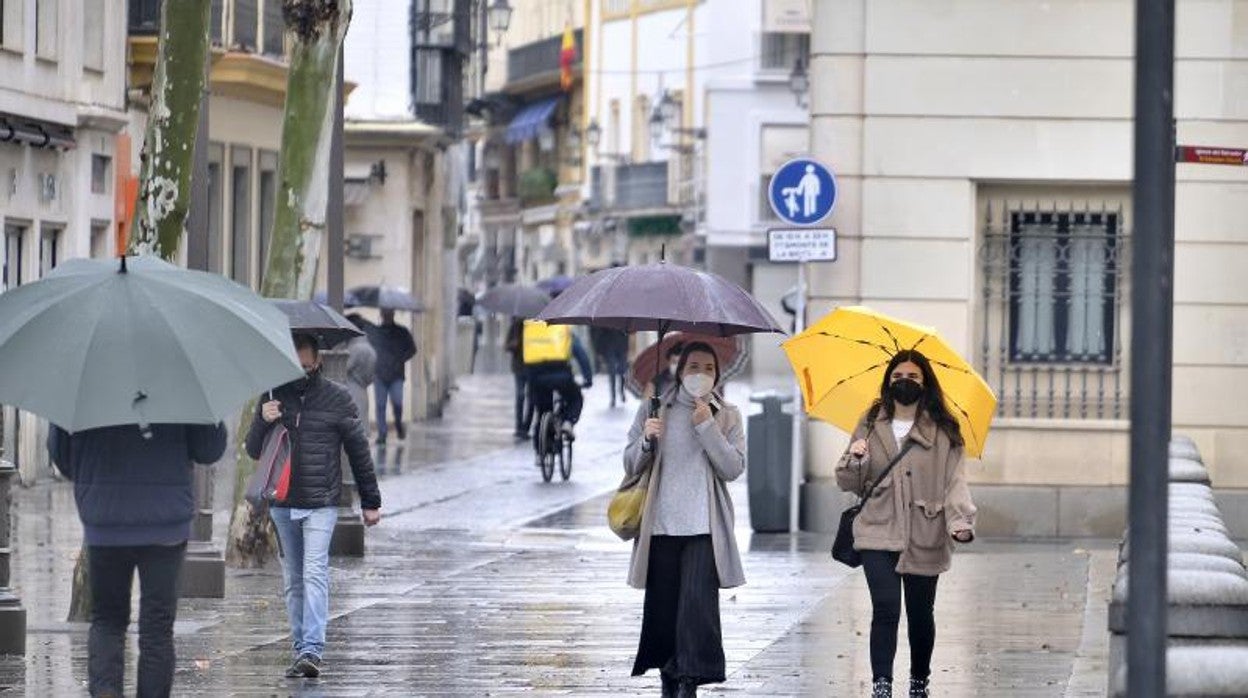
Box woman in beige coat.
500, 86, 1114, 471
836, 350, 977, 698
623, 342, 746, 697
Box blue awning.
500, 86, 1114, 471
504, 97, 560, 145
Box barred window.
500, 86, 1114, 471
980, 201, 1128, 419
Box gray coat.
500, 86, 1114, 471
622, 393, 747, 589
345, 336, 376, 428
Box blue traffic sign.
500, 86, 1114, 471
768, 158, 837, 226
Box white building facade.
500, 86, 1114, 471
0, 0, 130, 481
803, 0, 1248, 536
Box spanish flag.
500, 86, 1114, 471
559, 23, 577, 91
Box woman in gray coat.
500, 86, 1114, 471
623, 342, 746, 697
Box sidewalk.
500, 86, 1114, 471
0, 375, 1115, 696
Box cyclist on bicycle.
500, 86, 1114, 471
522, 319, 593, 441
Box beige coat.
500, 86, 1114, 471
622, 395, 746, 589
836, 410, 977, 576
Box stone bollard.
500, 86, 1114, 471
0, 460, 25, 654
319, 350, 365, 557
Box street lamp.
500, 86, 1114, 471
585, 118, 602, 149
488, 0, 513, 33
648, 107, 666, 144
789, 58, 810, 107
657, 90, 680, 124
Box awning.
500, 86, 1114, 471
505, 97, 559, 145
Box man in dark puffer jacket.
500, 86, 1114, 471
48, 420, 227, 698
246, 333, 381, 680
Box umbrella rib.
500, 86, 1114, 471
942, 392, 984, 455
806, 359, 893, 409
807, 331, 896, 359
876, 320, 903, 353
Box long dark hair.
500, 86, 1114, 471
868, 350, 963, 445
675, 341, 720, 386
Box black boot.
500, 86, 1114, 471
660, 673, 678, 698
676, 679, 698, 698
871, 677, 893, 698
908, 677, 930, 697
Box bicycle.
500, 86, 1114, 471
535, 394, 573, 483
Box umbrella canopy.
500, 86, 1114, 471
626, 332, 749, 398
783, 306, 997, 457
312, 289, 363, 308
537, 275, 576, 295
346, 285, 424, 312
536, 263, 784, 336
0, 256, 304, 433
270, 300, 363, 349
477, 284, 550, 318
538, 261, 783, 416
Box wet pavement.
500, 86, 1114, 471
0, 375, 1116, 696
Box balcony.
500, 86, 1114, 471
506, 29, 583, 92
592, 162, 672, 213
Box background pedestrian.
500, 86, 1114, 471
370, 309, 416, 445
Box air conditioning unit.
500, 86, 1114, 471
345, 233, 382, 260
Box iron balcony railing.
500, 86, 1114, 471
508, 29, 583, 86
591, 162, 670, 212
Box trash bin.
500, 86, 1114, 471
748, 391, 794, 533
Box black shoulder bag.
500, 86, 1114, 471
832, 440, 915, 568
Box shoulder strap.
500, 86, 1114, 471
860, 440, 915, 501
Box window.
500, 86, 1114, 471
2, 223, 23, 291
35, 0, 56, 59
760, 32, 808, 72
1, 0, 24, 51
91, 155, 112, 195
207, 143, 224, 273
257, 149, 277, 286
84, 0, 105, 71
38, 225, 60, 277
210, 0, 224, 45
980, 199, 1128, 419
90, 223, 110, 259
233, 0, 257, 50
261, 0, 284, 57
230, 146, 253, 285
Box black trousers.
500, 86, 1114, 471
529, 371, 584, 424
861, 550, 939, 682
632, 535, 726, 685
513, 371, 533, 434
88, 543, 186, 698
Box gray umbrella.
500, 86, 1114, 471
476, 284, 550, 318
0, 256, 304, 432
346, 285, 424, 312
537, 261, 784, 416
270, 299, 364, 348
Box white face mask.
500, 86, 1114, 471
682, 373, 715, 399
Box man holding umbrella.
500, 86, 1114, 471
246, 333, 382, 679
370, 308, 417, 445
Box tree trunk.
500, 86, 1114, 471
129, 0, 212, 257
226, 0, 353, 567
69, 0, 211, 620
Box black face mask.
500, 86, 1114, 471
889, 378, 924, 406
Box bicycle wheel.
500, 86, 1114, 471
559, 438, 573, 481
538, 413, 555, 483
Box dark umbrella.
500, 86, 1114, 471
312, 289, 363, 308
270, 300, 364, 349
537, 261, 784, 417
346, 285, 424, 312
536, 275, 576, 295
477, 284, 551, 318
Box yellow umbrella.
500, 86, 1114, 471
782, 306, 997, 457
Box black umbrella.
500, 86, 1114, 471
477, 284, 551, 318
347, 285, 424, 312
536, 260, 784, 417
270, 300, 365, 349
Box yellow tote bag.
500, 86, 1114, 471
608, 478, 648, 541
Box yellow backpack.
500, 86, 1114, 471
522, 320, 573, 365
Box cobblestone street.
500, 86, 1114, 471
0, 376, 1116, 696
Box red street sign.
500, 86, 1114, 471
1176, 145, 1248, 166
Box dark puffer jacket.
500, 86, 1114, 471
245, 371, 381, 511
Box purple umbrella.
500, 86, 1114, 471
536, 275, 576, 295
536, 261, 784, 417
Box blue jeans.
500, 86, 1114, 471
270, 506, 337, 660
374, 378, 405, 441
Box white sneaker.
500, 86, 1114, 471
560, 420, 576, 441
